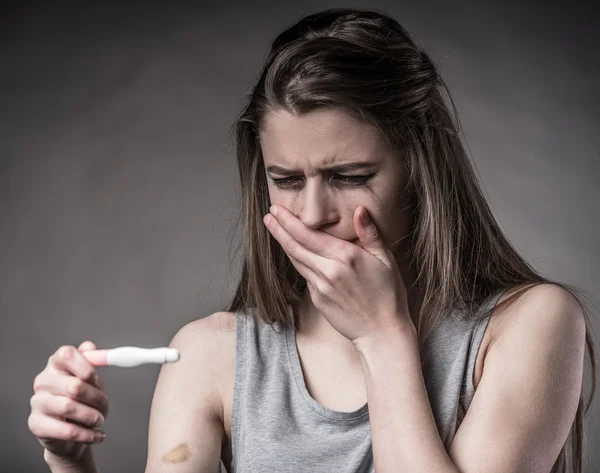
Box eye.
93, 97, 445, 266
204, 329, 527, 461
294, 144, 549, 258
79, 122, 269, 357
271, 174, 374, 188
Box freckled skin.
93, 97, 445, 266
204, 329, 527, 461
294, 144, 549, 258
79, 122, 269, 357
162, 442, 191, 463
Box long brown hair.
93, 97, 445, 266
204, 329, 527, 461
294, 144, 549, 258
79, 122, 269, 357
222, 8, 597, 472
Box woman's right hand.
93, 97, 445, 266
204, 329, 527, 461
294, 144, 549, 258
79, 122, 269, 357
28, 340, 110, 462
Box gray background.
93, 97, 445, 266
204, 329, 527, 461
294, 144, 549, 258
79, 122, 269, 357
2, 1, 599, 472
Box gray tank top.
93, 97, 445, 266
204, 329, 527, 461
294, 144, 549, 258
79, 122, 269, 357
230, 290, 506, 473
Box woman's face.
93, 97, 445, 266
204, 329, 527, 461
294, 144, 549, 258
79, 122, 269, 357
259, 106, 413, 261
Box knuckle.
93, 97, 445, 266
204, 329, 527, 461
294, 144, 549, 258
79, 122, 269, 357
58, 346, 75, 360
325, 265, 343, 284
347, 252, 359, 269
328, 273, 341, 287
29, 419, 43, 438
305, 235, 318, 251
336, 253, 348, 265
60, 397, 77, 415
315, 279, 330, 295
69, 378, 84, 396
84, 370, 96, 384
27, 413, 37, 433
64, 425, 79, 440
94, 413, 104, 428
298, 229, 311, 244
288, 242, 299, 259
338, 249, 354, 266
33, 374, 43, 392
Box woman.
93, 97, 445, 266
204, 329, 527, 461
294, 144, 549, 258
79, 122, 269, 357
29, 7, 596, 473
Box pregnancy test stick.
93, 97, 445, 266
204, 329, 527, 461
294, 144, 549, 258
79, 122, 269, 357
83, 347, 180, 367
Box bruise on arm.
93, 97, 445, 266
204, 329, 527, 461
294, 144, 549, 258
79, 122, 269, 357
162, 442, 192, 464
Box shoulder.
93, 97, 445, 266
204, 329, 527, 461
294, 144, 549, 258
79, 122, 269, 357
172, 311, 237, 347
488, 283, 586, 352
169, 311, 238, 415
480, 283, 587, 399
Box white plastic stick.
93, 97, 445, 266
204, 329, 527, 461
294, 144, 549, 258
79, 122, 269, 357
83, 346, 180, 367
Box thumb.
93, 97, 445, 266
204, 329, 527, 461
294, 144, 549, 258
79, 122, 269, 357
356, 206, 380, 242
355, 206, 391, 265
77, 341, 105, 390
78, 340, 97, 352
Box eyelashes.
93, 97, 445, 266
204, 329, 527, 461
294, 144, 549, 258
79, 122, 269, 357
270, 173, 375, 188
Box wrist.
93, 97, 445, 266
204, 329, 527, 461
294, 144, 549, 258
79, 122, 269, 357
354, 320, 417, 355
44, 447, 98, 473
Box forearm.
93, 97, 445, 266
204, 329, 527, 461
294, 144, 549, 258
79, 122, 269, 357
44, 447, 99, 473
356, 325, 460, 473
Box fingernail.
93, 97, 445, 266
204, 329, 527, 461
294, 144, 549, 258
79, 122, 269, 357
94, 431, 106, 443
269, 205, 277, 216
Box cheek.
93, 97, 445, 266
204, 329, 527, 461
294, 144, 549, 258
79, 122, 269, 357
267, 186, 292, 207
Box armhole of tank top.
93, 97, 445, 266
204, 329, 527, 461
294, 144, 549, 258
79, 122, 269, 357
230, 311, 246, 473
465, 290, 506, 401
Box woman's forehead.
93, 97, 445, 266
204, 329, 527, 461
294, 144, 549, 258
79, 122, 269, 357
260, 108, 386, 169
261, 107, 377, 138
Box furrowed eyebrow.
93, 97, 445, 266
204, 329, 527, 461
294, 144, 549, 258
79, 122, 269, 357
266, 162, 377, 176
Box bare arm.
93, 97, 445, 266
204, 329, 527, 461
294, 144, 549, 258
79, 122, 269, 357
448, 285, 586, 472
144, 313, 228, 473
41, 313, 227, 473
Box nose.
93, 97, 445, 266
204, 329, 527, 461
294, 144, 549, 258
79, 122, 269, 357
298, 179, 338, 230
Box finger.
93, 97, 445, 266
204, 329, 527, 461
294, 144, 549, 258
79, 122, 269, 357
264, 211, 329, 276
270, 205, 347, 259
78, 341, 97, 351
49, 346, 100, 390
37, 370, 109, 418
32, 390, 105, 430
353, 206, 392, 265
287, 253, 318, 288
76, 343, 105, 390
29, 410, 105, 445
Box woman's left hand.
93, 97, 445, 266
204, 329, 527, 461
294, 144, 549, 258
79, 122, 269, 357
263, 204, 414, 346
